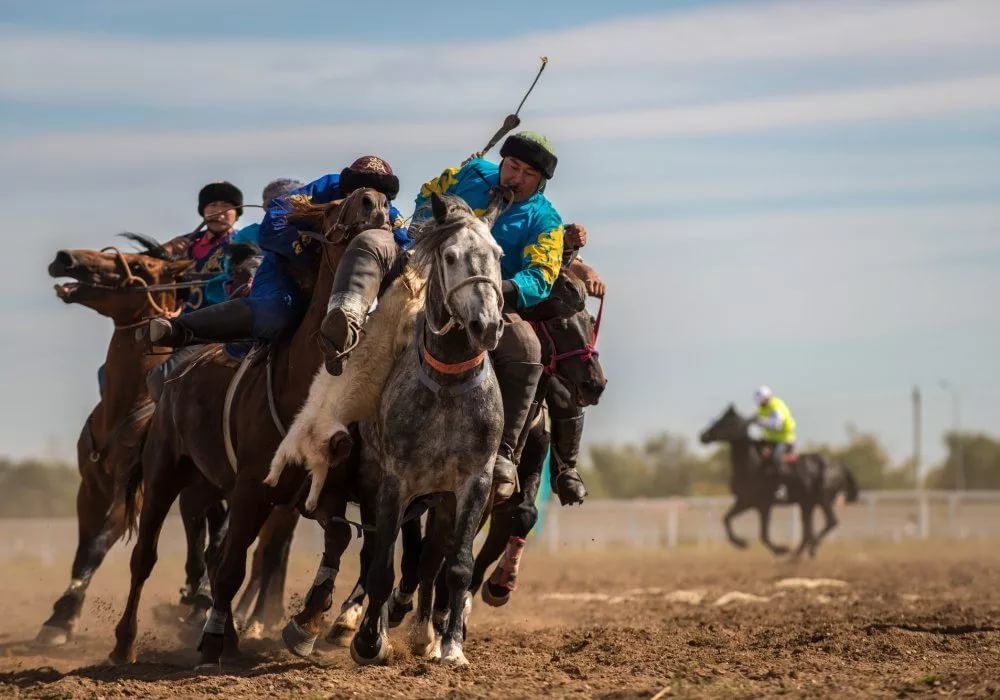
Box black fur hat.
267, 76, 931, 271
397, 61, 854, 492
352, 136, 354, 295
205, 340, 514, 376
198, 181, 244, 219
499, 131, 557, 179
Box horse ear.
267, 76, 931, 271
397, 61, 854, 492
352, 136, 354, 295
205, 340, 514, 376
431, 192, 449, 224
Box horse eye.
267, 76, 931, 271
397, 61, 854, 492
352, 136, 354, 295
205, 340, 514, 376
443, 250, 458, 265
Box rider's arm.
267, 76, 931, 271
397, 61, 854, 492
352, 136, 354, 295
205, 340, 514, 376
566, 258, 606, 299
758, 409, 784, 431
509, 210, 564, 309
257, 174, 341, 257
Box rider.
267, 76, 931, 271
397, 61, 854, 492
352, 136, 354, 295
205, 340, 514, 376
147, 158, 405, 346
321, 131, 564, 501
163, 181, 244, 313
546, 222, 605, 505
752, 385, 797, 483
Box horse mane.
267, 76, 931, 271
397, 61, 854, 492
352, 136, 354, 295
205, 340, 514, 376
408, 194, 481, 272
283, 193, 336, 233
118, 232, 172, 260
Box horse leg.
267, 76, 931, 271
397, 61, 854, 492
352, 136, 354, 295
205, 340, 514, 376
178, 487, 212, 609
757, 503, 789, 556
724, 499, 752, 549
481, 433, 543, 605
792, 502, 816, 561
810, 499, 839, 558
441, 473, 492, 667
197, 477, 273, 668
409, 507, 450, 660
351, 476, 403, 665
109, 457, 191, 664
38, 474, 123, 645
472, 504, 513, 598
233, 543, 263, 631
254, 505, 297, 631
281, 499, 351, 657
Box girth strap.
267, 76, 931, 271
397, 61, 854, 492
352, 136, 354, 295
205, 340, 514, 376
222, 345, 287, 472
86, 400, 157, 464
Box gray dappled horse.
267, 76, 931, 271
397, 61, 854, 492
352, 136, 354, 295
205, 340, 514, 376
350, 193, 505, 668
700, 404, 859, 559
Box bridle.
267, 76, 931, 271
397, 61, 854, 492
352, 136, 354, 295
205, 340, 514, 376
532, 296, 604, 377
423, 226, 504, 337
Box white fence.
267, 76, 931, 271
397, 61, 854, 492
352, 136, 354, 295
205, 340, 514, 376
541, 490, 1000, 551
2, 491, 999, 564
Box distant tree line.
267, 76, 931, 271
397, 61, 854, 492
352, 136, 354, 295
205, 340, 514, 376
0, 427, 998, 515
582, 427, 1000, 499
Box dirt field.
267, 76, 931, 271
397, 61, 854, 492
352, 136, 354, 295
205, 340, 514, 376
0, 533, 997, 698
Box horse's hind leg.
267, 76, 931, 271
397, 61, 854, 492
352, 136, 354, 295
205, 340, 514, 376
757, 504, 789, 556
39, 473, 123, 645
198, 476, 273, 668
281, 499, 350, 657
441, 473, 491, 668
385, 516, 423, 628
246, 505, 297, 636
109, 456, 192, 664
178, 485, 212, 611
810, 500, 839, 558
471, 505, 512, 596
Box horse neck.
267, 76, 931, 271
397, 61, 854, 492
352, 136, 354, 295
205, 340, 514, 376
98, 321, 162, 425
728, 437, 758, 475
283, 243, 342, 382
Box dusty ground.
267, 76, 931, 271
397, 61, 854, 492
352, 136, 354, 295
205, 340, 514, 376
0, 536, 997, 698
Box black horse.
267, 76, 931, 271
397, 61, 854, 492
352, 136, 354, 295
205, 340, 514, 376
700, 405, 859, 559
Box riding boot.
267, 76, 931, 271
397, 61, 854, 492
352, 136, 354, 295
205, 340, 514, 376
320, 239, 391, 375
493, 361, 544, 503
144, 299, 255, 348
550, 413, 588, 506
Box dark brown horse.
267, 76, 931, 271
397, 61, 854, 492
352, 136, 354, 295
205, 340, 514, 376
109, 189, 389, 665
39, 243, 194, 645
700, 405, 859, 559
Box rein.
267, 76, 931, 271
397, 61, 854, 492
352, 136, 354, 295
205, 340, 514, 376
533, 295, 603, 376
100, 246, 182, 319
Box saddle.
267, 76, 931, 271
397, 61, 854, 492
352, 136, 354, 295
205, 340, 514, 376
759, 444, 799, 465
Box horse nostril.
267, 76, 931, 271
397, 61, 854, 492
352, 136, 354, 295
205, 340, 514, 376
469, 319, 485, 336
54, 251, 75, 269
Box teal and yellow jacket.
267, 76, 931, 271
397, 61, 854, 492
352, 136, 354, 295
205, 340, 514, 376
414, 158, 563, 309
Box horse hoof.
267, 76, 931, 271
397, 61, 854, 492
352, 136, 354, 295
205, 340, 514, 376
107, 648, 136, 666
771, 545, 790, 556
481, 583, 511, 608
731, 539, 749, 550
243, 620, 265, 640
440, 640, 469, 668
325, 623, 355, 648
350, 634, 392, 666
281, 619, 319, 657
36, 625, 71, 646
387, 590, 414, 628
193, 662, 222, 674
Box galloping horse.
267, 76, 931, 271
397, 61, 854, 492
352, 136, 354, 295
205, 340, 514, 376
348, 192, 505, 668
700, 405, 859, 559
40, 240, 197, 645
108, 189, 389, 666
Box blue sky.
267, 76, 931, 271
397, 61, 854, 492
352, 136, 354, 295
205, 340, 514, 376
2, 0, 999, 472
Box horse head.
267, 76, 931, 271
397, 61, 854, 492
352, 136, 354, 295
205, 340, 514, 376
412, 192, 504, 353
700, 403, 750, 444
48, 235, 194, 325
521, 273, 606, 407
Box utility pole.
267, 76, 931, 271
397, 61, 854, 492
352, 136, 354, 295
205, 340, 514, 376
940, 380, 965, 491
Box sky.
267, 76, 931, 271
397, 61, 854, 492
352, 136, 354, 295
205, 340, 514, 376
2, 0, 999, 472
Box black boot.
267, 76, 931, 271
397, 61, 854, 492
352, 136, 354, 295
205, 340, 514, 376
144, 299, 255, 348
493, 361, 544, 503
550, 413, 588, 506
320, 291, 370, 375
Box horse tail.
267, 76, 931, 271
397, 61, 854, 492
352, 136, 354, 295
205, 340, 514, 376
842, 465, 860, 503
121, 452, 145, 539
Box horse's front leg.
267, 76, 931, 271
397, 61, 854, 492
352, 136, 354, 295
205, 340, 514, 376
757, 503, 789, 556
350, 476, 403, 666
792, 502, 816, 561
723, 498, 752, 549
441, 472, 491, 668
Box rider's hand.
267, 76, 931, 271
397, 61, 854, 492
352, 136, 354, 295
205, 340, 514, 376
564, 223, 588, 250
570, 260, 605, 298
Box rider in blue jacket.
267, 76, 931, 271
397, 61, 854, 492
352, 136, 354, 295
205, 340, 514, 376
147, 157, 405, 345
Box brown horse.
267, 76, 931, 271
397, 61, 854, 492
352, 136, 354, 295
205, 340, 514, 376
109, 189, 388, 665
39, 243, 194, 645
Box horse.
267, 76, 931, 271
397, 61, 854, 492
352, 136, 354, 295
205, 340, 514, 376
39, 239, 202, 645
108, 188, 389, 666
700, 405, 859, 559
346, 192, 505, 668
472, 286, 607, 607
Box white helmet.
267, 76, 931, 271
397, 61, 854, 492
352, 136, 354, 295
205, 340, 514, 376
753, 385, 773, 405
